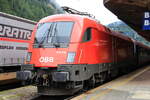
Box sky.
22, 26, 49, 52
55, 0, 120, 25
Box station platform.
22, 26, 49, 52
72, 65, 150, 100
0, 65, 150, 100
0, 86, 37, 100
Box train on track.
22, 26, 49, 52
17, 7, 150, 95
0, 12, 36, 84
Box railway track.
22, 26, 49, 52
0, 81, 22, 91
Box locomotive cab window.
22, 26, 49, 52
34, 21, 74, 48
82, 28, 91, 42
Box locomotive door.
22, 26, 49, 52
79, 28, 99, 64
134, 43, 139, 65
112, 36, 117, 64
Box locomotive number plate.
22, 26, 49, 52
39, 57, 54, 63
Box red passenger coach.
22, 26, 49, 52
17, 12, 150, 95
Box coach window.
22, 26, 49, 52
82, 28, 91, 42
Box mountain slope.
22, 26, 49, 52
0, 0, 62, 21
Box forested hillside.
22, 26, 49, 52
0, 0, 62, 21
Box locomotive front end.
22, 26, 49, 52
17, 15, 85, 95
31, 21, 75, 67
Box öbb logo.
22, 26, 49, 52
39, 57, 54, 63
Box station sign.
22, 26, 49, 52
143, 12, 150, 30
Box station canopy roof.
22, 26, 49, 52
104, 0, 150, 41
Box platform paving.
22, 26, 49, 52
0, 86, 37, 100
72, 65, 150, 100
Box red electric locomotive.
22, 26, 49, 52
17, 11, 150, 95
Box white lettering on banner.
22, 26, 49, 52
145, 12, 150, 18
144, 20, 150, 26
0, 24, 32, 40
39, 57, 54, 63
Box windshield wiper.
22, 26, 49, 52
53, 23, 60, 48
38, 23, 53, 47
53, 43, 60, 48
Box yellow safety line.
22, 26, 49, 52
0, 86, 37, 100
71, 66, 150, 100
1, 94, 20, 100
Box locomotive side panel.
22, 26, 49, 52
78, 19, 113, 64
84, 29, 112, 64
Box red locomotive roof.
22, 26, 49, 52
37, 14, 134, 44
38, 14, 88, 23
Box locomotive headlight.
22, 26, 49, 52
66, 52, 76, 63
26, 52, 32, 62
